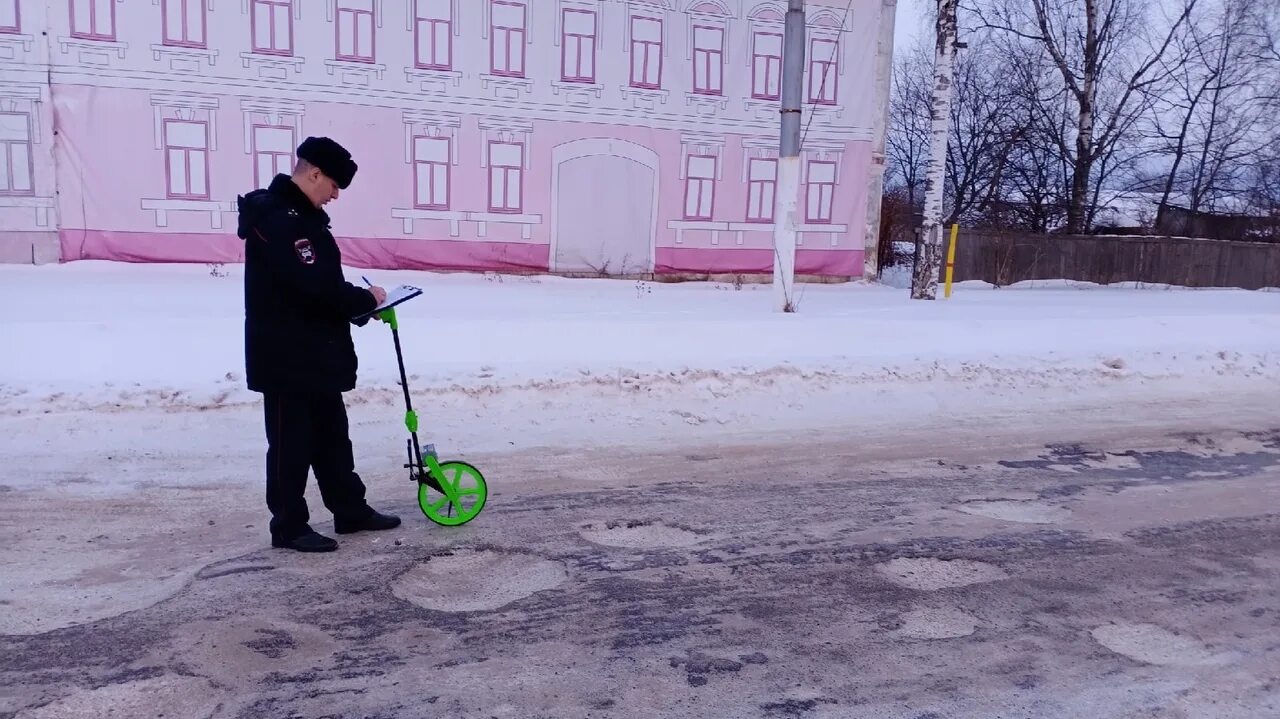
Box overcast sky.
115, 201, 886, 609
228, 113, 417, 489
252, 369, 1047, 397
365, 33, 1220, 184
893, 0, 932, 55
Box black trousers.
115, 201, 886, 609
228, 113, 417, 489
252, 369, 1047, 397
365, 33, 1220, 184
263, 392, 372, 539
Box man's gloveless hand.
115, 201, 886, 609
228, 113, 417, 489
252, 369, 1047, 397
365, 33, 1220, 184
368, 285, 387, 305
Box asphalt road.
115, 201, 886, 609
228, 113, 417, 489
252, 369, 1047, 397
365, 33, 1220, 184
3, 427, 1279, 718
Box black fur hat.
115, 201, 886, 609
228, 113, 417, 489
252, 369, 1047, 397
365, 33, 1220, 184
297, 136, 358, 189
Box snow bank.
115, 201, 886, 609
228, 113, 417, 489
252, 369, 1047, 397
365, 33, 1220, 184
1, 261, 1278, 422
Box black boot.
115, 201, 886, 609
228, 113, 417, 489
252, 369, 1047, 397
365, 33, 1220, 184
334, 509, 401, 534
272, 529, 338, 552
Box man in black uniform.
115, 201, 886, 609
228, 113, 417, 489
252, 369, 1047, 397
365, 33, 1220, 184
235, 136, 401, 552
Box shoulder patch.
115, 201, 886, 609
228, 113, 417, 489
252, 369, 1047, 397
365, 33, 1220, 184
294, 238, 316, 265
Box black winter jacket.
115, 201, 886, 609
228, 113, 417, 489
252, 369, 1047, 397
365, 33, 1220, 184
236, 174, 378, 394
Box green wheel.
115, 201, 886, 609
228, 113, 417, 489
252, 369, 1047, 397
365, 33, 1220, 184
418, 460, 487, 526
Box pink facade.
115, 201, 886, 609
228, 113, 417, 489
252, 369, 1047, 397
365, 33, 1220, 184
0, 0, 893, 277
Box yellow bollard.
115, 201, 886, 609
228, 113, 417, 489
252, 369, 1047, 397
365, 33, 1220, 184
943, 223, 959, 298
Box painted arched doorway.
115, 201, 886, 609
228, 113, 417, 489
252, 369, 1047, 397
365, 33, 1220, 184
549, 138, 659, 275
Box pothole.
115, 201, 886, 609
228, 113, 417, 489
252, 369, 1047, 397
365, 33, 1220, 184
171, 617, 339, 683
1184, 436, 1278, 458
1090, 622, 1231, 667
578, 520, 706, 549
392, 549, 567, 612
1086, 453, 1144, 470
893, 607, 980, 640
875, 557, 1010, 591
956, 500, 1072, 524
1043, 453, 1143, 473
20, 675, 219, 718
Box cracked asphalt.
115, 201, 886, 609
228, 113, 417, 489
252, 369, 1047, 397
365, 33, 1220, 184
2, 428, 1279, 718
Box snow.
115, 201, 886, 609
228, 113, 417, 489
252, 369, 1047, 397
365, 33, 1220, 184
2, 260, 1279, 461
879, 262, 913, 289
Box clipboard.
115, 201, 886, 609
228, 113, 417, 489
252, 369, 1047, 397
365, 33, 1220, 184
357, 284, 423, 320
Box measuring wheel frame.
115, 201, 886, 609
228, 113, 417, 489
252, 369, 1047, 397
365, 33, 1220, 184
368, 299, 490, 528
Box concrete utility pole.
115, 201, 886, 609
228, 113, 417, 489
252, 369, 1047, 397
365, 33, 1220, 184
771, 0, 806, 313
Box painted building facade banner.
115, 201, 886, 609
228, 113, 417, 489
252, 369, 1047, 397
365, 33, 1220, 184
0, 0, 891, 277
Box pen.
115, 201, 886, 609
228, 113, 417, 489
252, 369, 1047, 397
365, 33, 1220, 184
362, 275, 372, 287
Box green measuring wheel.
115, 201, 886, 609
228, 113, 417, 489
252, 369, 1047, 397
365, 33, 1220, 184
367, 296, 491, 528
417, 460, 488, 526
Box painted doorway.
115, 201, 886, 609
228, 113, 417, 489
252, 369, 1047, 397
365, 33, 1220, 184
550, 138, 659, 275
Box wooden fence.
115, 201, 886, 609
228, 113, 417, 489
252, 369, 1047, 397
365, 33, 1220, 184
947, 232, 1280, 290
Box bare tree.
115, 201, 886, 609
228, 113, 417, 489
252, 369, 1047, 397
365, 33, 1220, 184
1146, 0, 1276, 216
1245, 147, 1280, 223
968, 0, 1199, 233
885, 42, 933, 209
887, 34, 1026, 223
882, 0, 1278, 247
1002, 90, 1073, 231
885, 18, 1068, 241
975, 40, 1075, 232
1259, 3, 1280, 67
943, 33, 1034, 226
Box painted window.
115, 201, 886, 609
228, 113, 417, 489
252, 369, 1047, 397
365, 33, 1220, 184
162, 0, 206, 47
1, 0, 21, 33
488, 141, 523, 213
752, 32, 782, 100
71, 0, 116, 40
809, 38, 838, 105
630, 16, 662, 89
746, 158, 777, 223
164, 119, 209, 200
692, 25, 723, 95
684, 155, 716, 220
561, 9, 596, 83
490, 0, 526, 78
336, 0, 375, 62
251, 0, 292, 56
805, 160, 836, 223
253, 125, 294, 189
414, 0, 451, 70
0, 112, 33, 196
413, 136, 450, 210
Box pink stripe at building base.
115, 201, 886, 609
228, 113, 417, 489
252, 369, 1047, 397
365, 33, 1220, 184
61, 229, 865, 277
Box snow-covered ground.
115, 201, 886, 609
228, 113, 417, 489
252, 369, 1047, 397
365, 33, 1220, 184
2, 260, 1279, 459
3, 259, 1279, 639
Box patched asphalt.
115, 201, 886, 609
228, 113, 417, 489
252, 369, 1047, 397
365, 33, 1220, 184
3, 429, 1279, 718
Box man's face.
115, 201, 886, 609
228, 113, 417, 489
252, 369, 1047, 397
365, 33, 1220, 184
301, 166, 341, 208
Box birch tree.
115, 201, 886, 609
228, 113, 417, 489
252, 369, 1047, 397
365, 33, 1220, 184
909, 0, 959, 300
969, 0, 1199, 233
1147, 0, 1275, 215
